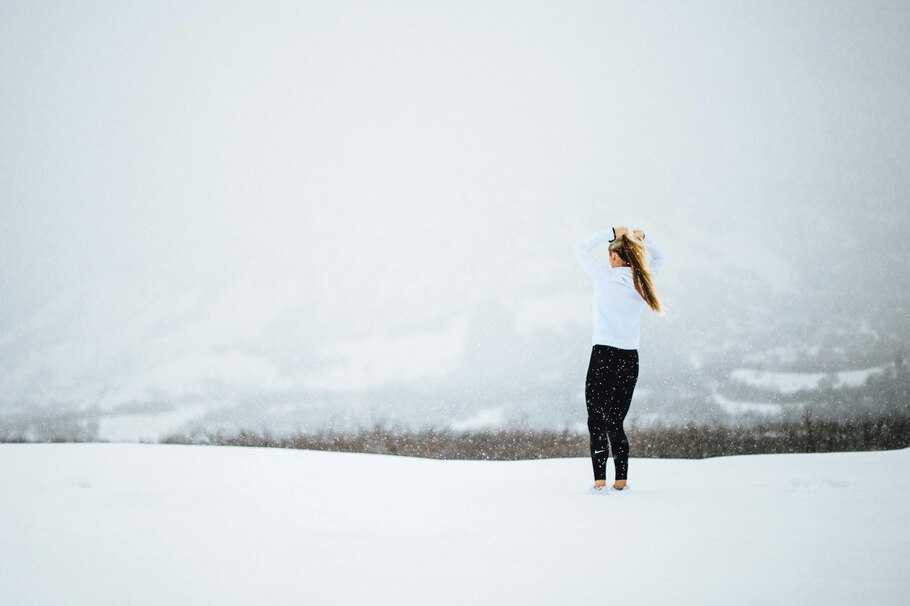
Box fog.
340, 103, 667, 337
2, 1, 908, 439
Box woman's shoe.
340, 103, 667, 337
588, 485, 610, 495
610, 484, 630, 493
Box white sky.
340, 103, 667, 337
1, 1, 908, 419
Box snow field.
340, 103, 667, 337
1, 443, 908, 605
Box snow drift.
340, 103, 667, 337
1, 443, 908, 605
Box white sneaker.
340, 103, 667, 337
588, 485, 609, 495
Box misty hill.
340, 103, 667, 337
2, 238, 908, 443
1, 1, 909, 442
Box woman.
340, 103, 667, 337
574, 226, 664, 494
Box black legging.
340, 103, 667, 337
585, 344, 639, 482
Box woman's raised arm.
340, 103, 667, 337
574, 230, 614, 282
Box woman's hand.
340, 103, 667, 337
613, 226, 629, 240
633, 228, 645, 240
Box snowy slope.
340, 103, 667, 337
1, 444, 908, 605
730, 365, 891, 394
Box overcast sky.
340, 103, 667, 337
1, 1, 908, 423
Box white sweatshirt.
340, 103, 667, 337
574, 231, 665, 350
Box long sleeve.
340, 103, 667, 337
643, 234, 664, 278
574, 230, 613, 282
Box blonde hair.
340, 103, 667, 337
608, 234, 664, 315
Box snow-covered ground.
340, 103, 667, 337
711, 391, 789, 416
730, 365, 890, 394
95, 404, 214, 442
2, 444, 908, 605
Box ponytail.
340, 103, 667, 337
611, 234, 664, 315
